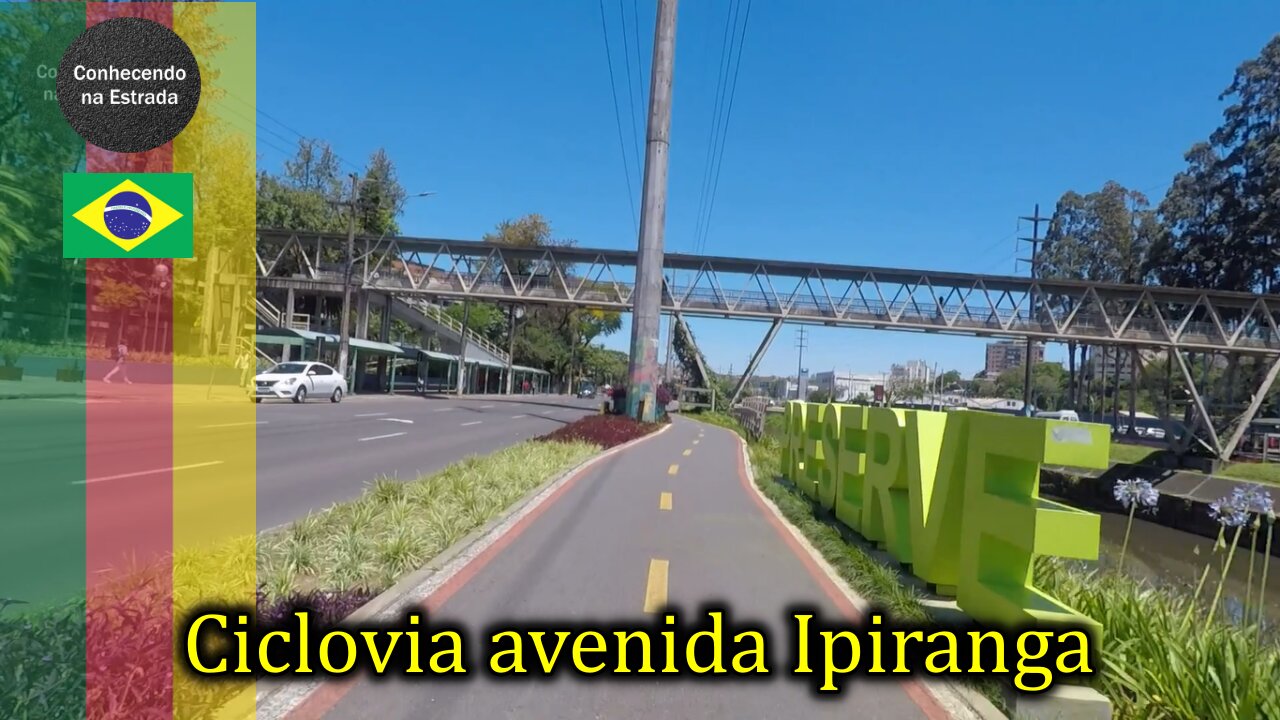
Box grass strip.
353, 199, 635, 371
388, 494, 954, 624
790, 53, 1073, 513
258, 439, 600, 599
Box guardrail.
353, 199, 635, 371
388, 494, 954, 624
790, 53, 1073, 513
255, 296, 281, 327
730, 398, 772, 440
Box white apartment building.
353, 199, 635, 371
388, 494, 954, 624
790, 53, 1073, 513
813, 370, 881, 402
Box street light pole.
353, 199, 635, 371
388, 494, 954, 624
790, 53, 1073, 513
456, 299, 471, 396
625, 0, 679, 422
337, 173, 358, 380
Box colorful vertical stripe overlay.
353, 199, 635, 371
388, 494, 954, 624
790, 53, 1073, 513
0, 3, 257, 719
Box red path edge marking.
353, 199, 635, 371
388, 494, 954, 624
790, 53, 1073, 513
83, 4, 176, 720
286, 426, 670, 720
730, 432, 952, 720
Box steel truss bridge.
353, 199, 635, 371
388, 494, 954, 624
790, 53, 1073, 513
257, 228, 1280, 461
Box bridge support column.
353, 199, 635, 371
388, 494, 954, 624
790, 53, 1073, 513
281, 287, 295, 361
356, 291, 370, 339
728, 318, 783, 406
376, 293, 391, 392
1221, 354, 1280, 462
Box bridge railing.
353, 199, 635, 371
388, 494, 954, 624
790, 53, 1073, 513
257, 230, 1280, 354
375, 271, 1279, 352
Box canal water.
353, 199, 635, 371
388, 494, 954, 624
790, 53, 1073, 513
1084, 509, 1280, 627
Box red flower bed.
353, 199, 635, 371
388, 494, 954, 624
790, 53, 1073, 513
536, 413, 662, 449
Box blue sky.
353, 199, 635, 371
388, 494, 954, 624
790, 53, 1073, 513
256, 1, 1279, 378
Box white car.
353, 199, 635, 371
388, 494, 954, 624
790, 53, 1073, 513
253, 361, 347, 403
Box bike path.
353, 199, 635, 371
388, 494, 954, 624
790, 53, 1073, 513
295, 416, 946, 720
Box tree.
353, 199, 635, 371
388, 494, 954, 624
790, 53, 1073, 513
0, 4, 88, 338
940, 369, 962, 390
1040, 181, 1157, 407
356, 148, 405, 237
994, 362, 1068, 410
476, 214, 625, 387
808, 389, 832, 403
0, 168, 37, 283
1148, 35, 1280, 293
445, 302, 506, 346
257, 142, 406, 238
94, 277, 147, 345
582, 345, 628, 384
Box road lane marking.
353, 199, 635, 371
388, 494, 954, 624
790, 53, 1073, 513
199, 420, 266, 429
511, 414, 527, 419
659, 492, 672, 511
682, 449, 692, 456
433, 407, 454, 412
76, 460, 224, 485
693, 439, 700, 445
461, 421, 483, 427
358, 432, 406, 442
381, 418, 414, 424
480, 404, 495, 409
668, 464, 679, 476
643, 559, 669, 613
354, 412, 388, 418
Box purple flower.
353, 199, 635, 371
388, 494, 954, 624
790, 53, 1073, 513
1210, 494, 1250, 528
1234, 484, 1273, 517
1114, 479, 1160, 512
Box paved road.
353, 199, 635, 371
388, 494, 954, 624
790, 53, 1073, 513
1, 391, 596, 606
295, 417, 945, 720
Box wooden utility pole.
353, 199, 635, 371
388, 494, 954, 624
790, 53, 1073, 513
625, 0, 678, 422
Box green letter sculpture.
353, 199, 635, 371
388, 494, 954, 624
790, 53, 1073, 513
834, 404, 869, 533
957, 412, 1107, 640
817, 402, 842, 509
784, 401, 807, 482
904, 408, 966, 594
802, 403, 827, 501
863, 407, 912, 562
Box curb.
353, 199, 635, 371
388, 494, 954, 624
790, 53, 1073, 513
721, 426, 1007, 720
242, 421, 674, 720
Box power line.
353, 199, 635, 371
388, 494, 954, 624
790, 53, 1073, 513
696, 0, 753, 255
219, 89, 365, 175
691, 0, 742, 254
616, 0, 644, 192
631, 0, 648, 132
597, 0, 641, 234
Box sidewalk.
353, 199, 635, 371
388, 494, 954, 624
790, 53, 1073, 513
284, 417, 950, 720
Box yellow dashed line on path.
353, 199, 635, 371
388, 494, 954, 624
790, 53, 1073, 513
659, 492, 672, 510
668, 464, 679, 476
682, 448, 692, 456
644, 559, 669, 613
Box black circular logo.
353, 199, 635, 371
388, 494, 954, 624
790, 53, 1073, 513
55, 17, 202, 154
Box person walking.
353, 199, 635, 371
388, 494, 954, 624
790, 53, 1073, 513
103, 340, 131, 384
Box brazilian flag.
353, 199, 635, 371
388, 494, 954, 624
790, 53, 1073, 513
63, 173, 193, 258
